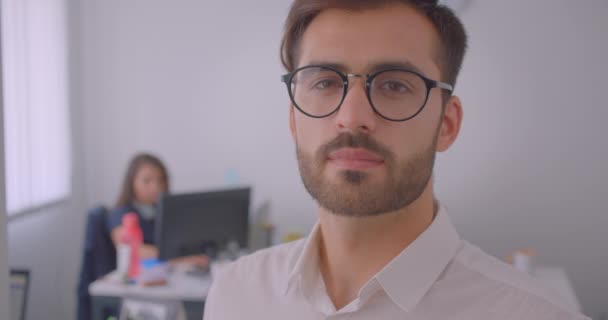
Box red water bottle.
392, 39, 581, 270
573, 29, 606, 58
120, 213, 143, 281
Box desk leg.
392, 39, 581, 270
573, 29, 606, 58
91, 296, 121, 320
183, 301, 205, 320
91, 296, 203, 320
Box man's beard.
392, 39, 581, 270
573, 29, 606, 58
296, 131, 437, 217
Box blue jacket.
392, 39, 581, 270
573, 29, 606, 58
76, 206, 117, 320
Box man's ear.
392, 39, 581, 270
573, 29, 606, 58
436, 95, 463, 152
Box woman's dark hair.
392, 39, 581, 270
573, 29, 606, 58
115, 153, 170, 207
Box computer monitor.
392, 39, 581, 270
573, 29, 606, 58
10, 269, 30, 320
156, 187, 250, 261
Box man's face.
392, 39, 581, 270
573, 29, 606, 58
290, 4, 456, 217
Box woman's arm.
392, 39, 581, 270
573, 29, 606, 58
168, 254, 210, 269
111, 227, 208, 267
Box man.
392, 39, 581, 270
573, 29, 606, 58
204, 0, 589, 319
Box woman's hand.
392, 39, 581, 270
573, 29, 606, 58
140, 244, 159, 260
169, 254, 210, 270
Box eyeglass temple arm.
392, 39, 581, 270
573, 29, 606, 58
433, 80, 453, 92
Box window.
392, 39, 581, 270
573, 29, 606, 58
1, 0, 71, 215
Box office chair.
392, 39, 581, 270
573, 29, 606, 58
9, 269, 30, 320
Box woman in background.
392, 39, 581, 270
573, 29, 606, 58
108, 153, 207, 267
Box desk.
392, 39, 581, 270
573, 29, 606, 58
89, 271, 211, 320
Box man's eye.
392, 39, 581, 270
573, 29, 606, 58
313, 79, 340, 90
381, 81, 409, 93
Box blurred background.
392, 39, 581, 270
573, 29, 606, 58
0, 0, 606, 319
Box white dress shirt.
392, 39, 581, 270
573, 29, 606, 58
204, 206, 589, 319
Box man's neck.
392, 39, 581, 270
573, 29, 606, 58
317, 186, 436, 310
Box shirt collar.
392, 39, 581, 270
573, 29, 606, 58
284, 222, 322, 297
375, 206, 462, 312
284, 205, 462, 313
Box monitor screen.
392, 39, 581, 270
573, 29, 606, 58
156, 187, 250, 261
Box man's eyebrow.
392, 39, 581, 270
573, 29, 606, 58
303, 60, 426, 76
305, 61, 349, 71
368, 61, 425, 75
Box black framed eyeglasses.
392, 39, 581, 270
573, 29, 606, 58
281, 65, 453, 122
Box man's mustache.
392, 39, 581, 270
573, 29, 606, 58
317, 132, 393, 161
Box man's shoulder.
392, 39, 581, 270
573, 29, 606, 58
441, 242, 589, 319
213, 239, 306, 287
204, 239, 309, 319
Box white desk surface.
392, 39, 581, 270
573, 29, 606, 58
89, 270, 211, 302
534, 266, 581, 311
90, 266, 580, 309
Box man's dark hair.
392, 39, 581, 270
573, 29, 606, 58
280, 0, 468, 92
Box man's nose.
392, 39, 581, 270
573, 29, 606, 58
334, 77, 377, 134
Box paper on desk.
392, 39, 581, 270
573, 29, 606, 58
138, 262, 170, 285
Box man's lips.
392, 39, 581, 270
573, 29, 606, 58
327, 148, 384, 170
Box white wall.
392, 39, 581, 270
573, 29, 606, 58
79, 0, 309, 228
7, 203, 85, 320
0, 128, 9, 320
0, 16, 11, 318
435, 1, 608, 317
5, 1, 86, 320
77, 0, 608, 317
